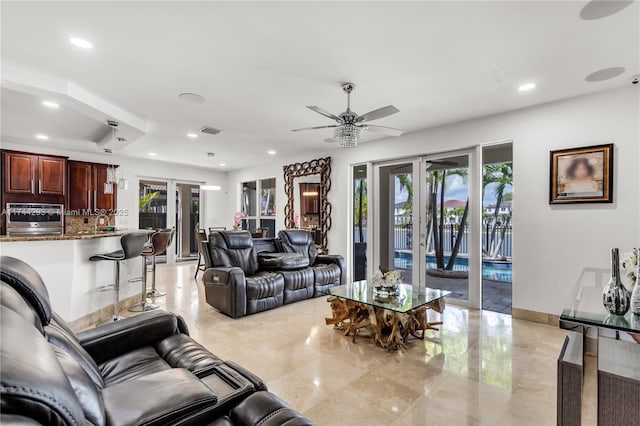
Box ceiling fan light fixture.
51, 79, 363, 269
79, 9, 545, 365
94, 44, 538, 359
334, 124, 361, 149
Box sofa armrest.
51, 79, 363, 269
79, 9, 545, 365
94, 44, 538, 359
101, 368, 218, 426
203, 267, 247, 318
315, 255, 347, 285
77, 310, 181, 363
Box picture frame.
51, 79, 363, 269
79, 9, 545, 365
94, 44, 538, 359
550, 143, 613, 204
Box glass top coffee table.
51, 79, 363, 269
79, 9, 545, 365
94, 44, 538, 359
321, 281, 450, 350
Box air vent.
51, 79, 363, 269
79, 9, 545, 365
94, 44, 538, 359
200, 126, 221, 135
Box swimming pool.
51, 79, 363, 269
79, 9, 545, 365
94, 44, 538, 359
394, 252, 512, 282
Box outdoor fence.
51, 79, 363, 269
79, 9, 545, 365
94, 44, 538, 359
354, 218, 513, 259
394, 222, 512, 258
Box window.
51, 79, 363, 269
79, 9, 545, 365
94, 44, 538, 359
241, 178, 276, 237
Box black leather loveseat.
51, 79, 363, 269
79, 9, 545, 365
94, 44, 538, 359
202, 230, 345, 318
0, 255, 313, 425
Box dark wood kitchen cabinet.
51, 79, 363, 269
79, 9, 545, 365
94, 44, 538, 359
38, 156, 66, 195
1, 150, 66, 204
92, 163, 117, 211
67, 161, 117, 211
67, 161, 92, 210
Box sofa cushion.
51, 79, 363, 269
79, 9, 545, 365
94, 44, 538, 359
99, 347, 171, 386
229, 391, 314, 426
0, 256, 53, 324
45, 320, 105, 388
279, 230, 318, 265
280, 268, 314, 304
258, 253, 310, 271
211, 231, 260, 276
52, 346, 106, 426
246, 271, 285, 300
0, 282, 43, 332
101, 369, 217, 426
313, 263, 341, 286
155, 333, 223, 377
0, 307, 85, 426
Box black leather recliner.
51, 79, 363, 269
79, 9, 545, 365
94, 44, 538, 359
203, 230, 345, 318
0, 255, 313, 426
203, 231, 286, 318
278, 230, 346, 296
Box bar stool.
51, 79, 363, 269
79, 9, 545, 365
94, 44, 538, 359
144, 228, 174, 298
128, 237, 159, 313
89, 232, 148, 323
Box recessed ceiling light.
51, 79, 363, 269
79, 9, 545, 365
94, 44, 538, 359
267, 150, 277, 155
35, 134, 49, 140
219, 163, 227, 167
69, 37, 93, 49
580, 0, 634, 20
585, 67, 626, 82
178, 93, 206, 104
518, 82, 536, 92
42, 100, 59, 109
187, 133, 198, 138
148, 152, 158, 157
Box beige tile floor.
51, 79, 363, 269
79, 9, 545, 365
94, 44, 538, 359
129, 263, 576, 426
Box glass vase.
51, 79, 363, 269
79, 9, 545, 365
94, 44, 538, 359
602, 248, 631, 316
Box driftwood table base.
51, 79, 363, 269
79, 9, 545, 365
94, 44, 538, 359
325, 296, 445, 351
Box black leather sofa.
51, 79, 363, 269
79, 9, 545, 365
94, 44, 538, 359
0, 255, 313, 426
202, 230, 345, 318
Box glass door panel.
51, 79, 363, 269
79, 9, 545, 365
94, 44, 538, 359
139, 180, 167, 230
481, 143, 513, 314
421, 154, 472, 303
375, 161, 416, 283
353, 165, 368, 281
175, 183, 200, 260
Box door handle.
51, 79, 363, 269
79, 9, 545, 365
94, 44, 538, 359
39, 180, 42, 194
94, 190, 97, 210
88, 190, 91, 208
31, 179, 34, 194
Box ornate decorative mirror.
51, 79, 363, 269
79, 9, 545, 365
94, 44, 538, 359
283, 157, 332, 251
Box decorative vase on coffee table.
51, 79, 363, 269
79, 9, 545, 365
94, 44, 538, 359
602, 248, 631, 316
630, 248, 640, 315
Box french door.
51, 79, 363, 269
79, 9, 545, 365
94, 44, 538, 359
371, 148, 481, 308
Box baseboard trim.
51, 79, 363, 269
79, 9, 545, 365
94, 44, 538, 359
512, 307, 560, 326
68, 294, 142, 332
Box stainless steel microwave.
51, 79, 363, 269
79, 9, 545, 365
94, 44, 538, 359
6, 203, 64, 236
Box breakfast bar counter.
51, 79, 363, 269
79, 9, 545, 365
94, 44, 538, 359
0, 230, 150, 326
0, 230, 140, 242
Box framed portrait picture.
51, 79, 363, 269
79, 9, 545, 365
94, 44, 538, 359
550, 143, 613, 204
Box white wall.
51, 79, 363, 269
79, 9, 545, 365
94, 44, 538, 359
226, 86, 640, 315
0, 142, 228, 231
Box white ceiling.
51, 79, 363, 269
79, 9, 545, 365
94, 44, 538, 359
1, 1, 638, 170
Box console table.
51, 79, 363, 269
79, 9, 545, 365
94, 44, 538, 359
323, 281, 450, 351
559, 267, 640, 426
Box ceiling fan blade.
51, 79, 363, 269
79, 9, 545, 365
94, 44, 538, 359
361, 124, 404, 137
306, 106, 342, 122
324, 138, 338, 143
356, 105, 399, 123
291, 125, 339, 132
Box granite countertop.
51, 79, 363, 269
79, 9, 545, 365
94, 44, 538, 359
0, 229, 152, 242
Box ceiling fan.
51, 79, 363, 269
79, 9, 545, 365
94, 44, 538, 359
292, 82, 404, 148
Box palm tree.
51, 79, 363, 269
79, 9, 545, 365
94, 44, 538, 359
483, 162, 513, 259
354, 179, 367, 242
397, 174, 413, 211
427, 168, 469, 270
